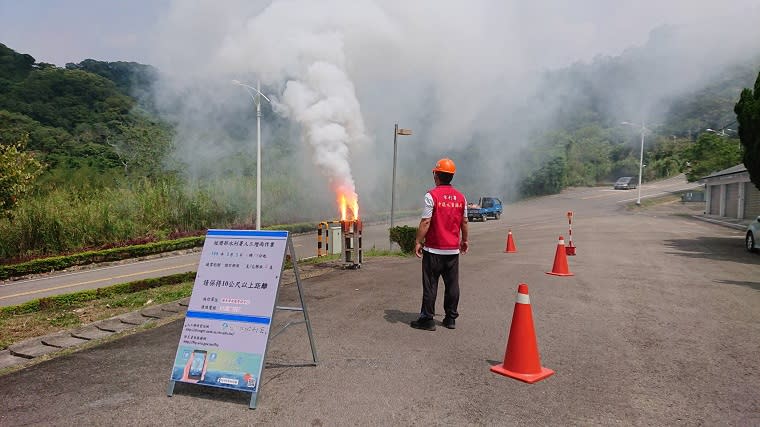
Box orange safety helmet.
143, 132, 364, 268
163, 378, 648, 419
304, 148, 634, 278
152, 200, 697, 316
432, 158, 456, 174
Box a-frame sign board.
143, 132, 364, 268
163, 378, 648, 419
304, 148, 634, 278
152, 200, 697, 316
167, 229, 317, 409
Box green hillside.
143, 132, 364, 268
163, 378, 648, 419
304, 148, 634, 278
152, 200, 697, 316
0, 43, 171, 183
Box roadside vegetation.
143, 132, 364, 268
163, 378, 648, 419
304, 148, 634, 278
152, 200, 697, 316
0, 282, 192, 350
0, 273, 194, 350
0, 237, 202, 280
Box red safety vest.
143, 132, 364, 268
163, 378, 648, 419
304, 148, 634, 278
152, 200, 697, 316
425, 185, 465, 250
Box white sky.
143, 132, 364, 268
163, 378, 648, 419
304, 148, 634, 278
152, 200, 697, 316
1, 0, 758, 68
0, 0, 169, 65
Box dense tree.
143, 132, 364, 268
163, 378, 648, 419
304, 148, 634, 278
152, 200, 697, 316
564, 126, 613, 186
685, 133, 743, 181
107, 119, 173, 176
646, 136, 691, 179
0, 68, 133, 131
734, 71, 760, 191
0, 43, 34, 84
0, 110, 72, 152
520, 156, 567, 196
0, 134, 44, 217
65, 59, 158, 109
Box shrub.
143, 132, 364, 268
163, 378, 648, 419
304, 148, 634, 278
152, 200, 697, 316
264, 222, 319, 234
389, 225, 417, 254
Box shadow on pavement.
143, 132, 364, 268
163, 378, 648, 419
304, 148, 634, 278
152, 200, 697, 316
714, 279, 760, 292
265, 361, 318, 369
664, 236, 758, 263
171, 381, 251, 406
383, 309, 417, 325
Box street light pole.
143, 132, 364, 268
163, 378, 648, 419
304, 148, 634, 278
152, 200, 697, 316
621, 121, 647, 206
390, 124, 412, 250
256, 80, 262, 231
391, 124, 398, 247
637, 122, 644, 206
233, 80, 271, 230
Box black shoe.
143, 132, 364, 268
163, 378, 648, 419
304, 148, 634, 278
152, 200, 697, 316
410, 318, 436, 331
442, 317, 456, 329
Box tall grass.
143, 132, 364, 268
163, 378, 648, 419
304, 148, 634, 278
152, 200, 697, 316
0, 180, 237, 261
0, 174, 344, 262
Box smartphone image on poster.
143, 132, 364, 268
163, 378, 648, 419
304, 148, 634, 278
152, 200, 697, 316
188, 350, 207, 380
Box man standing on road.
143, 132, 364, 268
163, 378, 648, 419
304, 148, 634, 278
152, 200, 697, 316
411, 158, 469, 331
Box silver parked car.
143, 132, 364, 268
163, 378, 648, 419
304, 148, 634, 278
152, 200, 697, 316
746, 216, 760, 253
614, 176, 637, 190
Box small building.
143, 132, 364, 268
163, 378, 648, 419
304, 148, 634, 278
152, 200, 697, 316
701, 164, 760, 219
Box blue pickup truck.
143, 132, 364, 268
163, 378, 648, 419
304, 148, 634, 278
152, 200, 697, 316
467, 197, 503, 222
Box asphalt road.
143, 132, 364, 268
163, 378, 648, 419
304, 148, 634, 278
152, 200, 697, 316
0, 175, 699, 307
0, 215, 418, 307
3, 176, 759, 425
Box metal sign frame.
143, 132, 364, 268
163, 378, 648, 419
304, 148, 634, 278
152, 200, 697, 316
166, 233, 317, 409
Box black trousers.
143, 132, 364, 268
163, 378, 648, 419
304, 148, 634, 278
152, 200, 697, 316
420, 250, 460, 320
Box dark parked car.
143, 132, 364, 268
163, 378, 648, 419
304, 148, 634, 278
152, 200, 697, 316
614, 176, 637, 190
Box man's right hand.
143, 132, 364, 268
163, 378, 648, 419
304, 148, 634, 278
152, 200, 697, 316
415, 242, 423, 258
460, 240, 469, 254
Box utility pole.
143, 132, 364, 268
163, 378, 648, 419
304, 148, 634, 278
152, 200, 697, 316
390, 124, 412, 250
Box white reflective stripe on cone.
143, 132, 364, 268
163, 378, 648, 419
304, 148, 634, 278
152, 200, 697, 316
559, 239, 565, 245
516, 293, 530, 305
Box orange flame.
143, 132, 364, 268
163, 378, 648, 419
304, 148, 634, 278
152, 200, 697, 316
337, 189, 359, 221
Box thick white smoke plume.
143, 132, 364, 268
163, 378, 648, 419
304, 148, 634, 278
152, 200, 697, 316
153, 0, 398, 219
218, 1, 384, 218
276, 62, 367, 217
150, 0, 760, 222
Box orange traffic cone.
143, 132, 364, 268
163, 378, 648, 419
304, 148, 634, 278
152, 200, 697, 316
490, 283, 554, 383
504, 229, 517, 253
546, 235, 573, 276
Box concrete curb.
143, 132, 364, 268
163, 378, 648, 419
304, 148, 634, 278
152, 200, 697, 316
71, 325, 116, 341
8, 337, 62, 359
0, 298, 190, 371
691, 215, 750, 231
141, 306, 176, 319
0, 266, 327, 373
93, 318, 135, 333
116, 311, 155, 326
0, 350, 28, 370
41, 331, 89, 348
